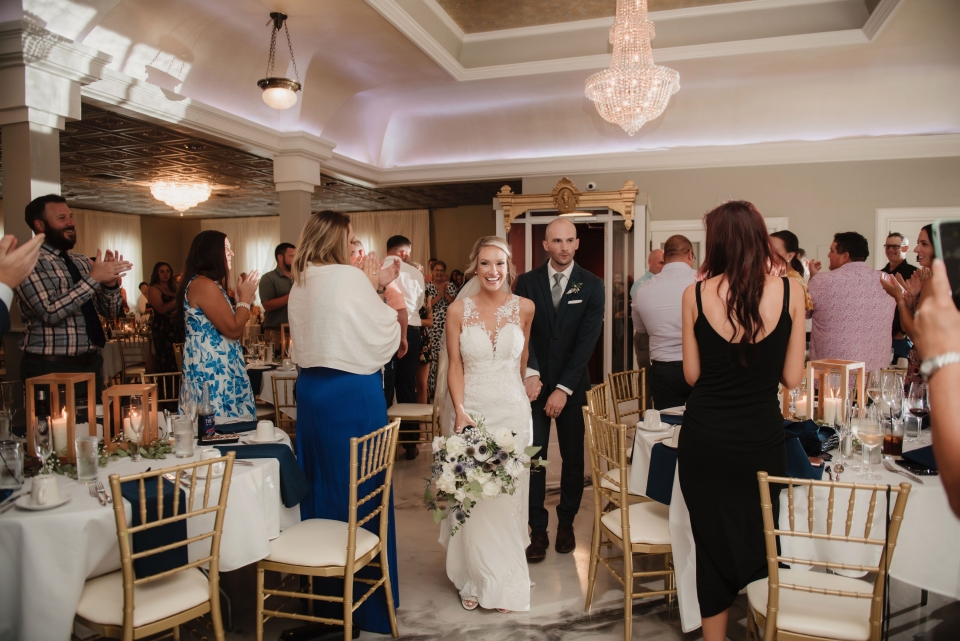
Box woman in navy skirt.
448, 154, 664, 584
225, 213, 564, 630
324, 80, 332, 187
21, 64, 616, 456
288, 210, 403, 634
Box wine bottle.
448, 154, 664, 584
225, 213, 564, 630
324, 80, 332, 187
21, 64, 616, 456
199, 382, 216, 439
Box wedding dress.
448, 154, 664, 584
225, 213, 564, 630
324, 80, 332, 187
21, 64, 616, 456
439, 294, 532, 611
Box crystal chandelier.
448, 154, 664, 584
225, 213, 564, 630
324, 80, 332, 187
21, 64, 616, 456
585, 0, 680, 136
150, 181, 211, 215
258, 12, 302, 110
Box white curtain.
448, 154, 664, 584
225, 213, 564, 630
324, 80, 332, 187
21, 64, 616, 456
200, 216, 281, 303
348, 210, 430, 269
72, 208, 143, 310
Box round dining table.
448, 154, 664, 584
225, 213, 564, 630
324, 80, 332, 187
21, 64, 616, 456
0, 432, 300, 641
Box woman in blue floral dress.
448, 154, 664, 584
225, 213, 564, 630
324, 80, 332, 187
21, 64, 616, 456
177, 230, 260, 420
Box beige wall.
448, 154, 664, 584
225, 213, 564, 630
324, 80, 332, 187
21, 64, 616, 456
523, 156, 960, 263
430, 205, 497, 273
141, 216, 202, 281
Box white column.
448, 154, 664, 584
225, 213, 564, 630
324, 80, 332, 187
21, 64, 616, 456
274, 153, 321, 244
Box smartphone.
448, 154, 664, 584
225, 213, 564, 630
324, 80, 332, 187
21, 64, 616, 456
931, 219, 960, 310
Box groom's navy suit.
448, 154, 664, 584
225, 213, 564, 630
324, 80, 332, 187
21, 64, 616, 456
515, 261, 604, 533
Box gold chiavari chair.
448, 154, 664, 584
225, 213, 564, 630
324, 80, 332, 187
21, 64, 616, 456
256, 419, 401, 641
280, 323, 290, 358
140, 372, 182, 414
117, 335, 150, 384
746, 473, 912, 641
271, 375, 298, 442
584, 409, 675, 641
585, 382, 610, 420
172, 343, 185, 373
608, 369, 646, 426
387, 384, 440, 449
75, 452, 237, 640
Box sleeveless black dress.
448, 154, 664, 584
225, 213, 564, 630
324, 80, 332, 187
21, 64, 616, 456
678, 278, 790, 618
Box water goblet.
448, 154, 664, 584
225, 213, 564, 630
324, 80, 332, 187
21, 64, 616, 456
866, 370, 882, 407
33, 416, 53, 474
854, 406, 882, 480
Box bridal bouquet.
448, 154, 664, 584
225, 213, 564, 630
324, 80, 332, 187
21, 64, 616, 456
424, 416, 545, 536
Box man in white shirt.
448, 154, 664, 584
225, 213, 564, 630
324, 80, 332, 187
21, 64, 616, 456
386, 235, 426, 459
631, 235, 697, 410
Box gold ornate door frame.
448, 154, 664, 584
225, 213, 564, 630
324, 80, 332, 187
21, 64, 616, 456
495, 177, 642, 233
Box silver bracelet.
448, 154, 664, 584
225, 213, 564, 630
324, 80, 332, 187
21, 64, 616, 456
236, 302, 251, 311
920, 351, 960, 382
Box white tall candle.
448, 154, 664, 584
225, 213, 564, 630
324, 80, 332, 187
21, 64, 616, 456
823, 397, 840, 425
52, 415, 68, 455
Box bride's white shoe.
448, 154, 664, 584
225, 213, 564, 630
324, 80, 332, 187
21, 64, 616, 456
461, 597, 479, 611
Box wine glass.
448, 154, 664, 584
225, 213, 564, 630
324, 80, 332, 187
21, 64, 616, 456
907, 382, 930, 444
854, 406, 882, 480
840, 400, 860, 469
180, 382, 199, 430
789, 385, 800, 419
1, 384, 14, 420
33, 417, 53, 474
866, 370, 882, 407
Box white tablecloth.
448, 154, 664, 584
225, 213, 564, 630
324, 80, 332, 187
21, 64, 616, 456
256, 368, 298, 420
627, 426, 960, 634
0, 432, 300, 641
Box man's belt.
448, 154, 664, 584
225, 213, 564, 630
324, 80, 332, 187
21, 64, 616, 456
23, 350, 100, 365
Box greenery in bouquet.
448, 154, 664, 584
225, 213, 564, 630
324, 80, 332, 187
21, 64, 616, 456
424, 416, 547, 536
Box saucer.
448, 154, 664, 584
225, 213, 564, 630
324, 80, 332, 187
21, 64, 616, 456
637, 421, 672, 433
275, 367, 296, 372
244, 430, 283, 444
16, 495, 72, 511
246, 364, 273, 371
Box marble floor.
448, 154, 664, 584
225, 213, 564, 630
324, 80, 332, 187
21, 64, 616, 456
228, 440, 958, 641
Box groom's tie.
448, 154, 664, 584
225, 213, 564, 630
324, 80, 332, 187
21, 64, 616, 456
552, 273, 564, 311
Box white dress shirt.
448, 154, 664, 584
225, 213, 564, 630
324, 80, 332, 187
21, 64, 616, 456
631, 261, 697, 362
526, 261, 576, 395
396, 260, 425, 327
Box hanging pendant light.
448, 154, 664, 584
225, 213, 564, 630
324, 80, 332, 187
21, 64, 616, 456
585, 0, 680, 135
258, 12, 302, 110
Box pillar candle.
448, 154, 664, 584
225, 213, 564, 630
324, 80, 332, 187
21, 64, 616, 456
52, 414, 68, 455
823, 397, 840, 425
795, 394, 808, 419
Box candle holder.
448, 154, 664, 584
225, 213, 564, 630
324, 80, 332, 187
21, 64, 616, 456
101, 384, 159, 452
25, 373, 96, 464
805, 359, 865, 423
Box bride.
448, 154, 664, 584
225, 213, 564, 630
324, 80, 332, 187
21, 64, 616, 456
438, 236, 536, 613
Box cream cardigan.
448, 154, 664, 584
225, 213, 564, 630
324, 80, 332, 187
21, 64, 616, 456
288, 264, 400, 375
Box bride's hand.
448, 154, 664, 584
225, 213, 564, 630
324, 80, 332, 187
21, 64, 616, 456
454, 405, 476, 434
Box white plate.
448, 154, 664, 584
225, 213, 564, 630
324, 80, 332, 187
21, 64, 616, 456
243, 430, 283, 444
15, 495, 72, 511
658, 406, 685, 416
275, 367, 296, 372
637, 421, 673, 433
246, 364, 272, 371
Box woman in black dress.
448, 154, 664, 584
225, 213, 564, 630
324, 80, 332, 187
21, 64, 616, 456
679, 201, 806, 640
147, 261, 184, 373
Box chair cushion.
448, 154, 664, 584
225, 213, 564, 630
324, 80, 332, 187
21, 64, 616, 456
600, 501, 671, 545
598, 466, 642, 496
76, 568, 210, 628
387, 403, 433, 419
266, 518, 380, 567
746, 569, 874, 641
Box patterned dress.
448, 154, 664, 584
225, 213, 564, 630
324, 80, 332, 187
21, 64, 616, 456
181, 276, 256, 420
425, 281, 457, 399
150, 286, 184, 373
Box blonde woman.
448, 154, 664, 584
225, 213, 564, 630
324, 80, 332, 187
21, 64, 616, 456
286, 210, 401, 634
438, 236, 535, 613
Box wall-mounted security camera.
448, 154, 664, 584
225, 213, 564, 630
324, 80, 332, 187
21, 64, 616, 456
586, 182, 598, 191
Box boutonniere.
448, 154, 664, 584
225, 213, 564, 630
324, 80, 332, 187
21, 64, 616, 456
566, 282, 582, 295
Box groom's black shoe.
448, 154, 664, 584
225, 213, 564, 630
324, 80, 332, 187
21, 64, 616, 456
526, 531, 549, 562
555, 523, 576, 554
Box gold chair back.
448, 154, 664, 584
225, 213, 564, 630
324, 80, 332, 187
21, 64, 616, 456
172, 342, 185, 373
257, 419, 401, 640
585, 382, 610, 420
607, 369, 646, 426
75, 452, 236, 640
280, 323, 290, 359
139, 372, 182, 413
117, 335, 150, 383
753, 473, 912, 641
271, 375, 298, 441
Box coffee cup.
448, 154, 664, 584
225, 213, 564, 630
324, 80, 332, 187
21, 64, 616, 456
896, 357, 909, 369
643, 409, 661, 430
31, 474, 61, 506
281, 358, 294, 370
255, 420, 276, 442
200, 448, 226, 476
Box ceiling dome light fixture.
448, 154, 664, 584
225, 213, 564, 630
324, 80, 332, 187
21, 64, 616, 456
150, 181, 212, 215
258, 12, 302, 110
585, 0, 680, 136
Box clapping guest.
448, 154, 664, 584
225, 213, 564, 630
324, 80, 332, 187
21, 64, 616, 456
449, 269, 465, 293
177, 231, 259, 420
147, 261, 183, 373
287, 210, 401, 634
679, 201, 806, 641
770, 230, 813, 311
880, 232, 918, 363
426, 260, 456, 399
136, 282, 151, 318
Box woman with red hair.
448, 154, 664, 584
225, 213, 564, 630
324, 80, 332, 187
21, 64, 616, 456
679, 201, 807, 640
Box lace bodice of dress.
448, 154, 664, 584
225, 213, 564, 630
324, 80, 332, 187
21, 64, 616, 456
459, 295, 527, 403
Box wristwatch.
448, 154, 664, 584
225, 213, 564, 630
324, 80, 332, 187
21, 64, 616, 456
919, 352, 960, 381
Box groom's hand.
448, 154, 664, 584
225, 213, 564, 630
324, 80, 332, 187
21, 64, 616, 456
544, 389, 568, 419
524, 376, 542, 402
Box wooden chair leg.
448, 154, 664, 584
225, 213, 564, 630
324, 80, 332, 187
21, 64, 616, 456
210, 576, 225, 641
746, 605, 758, 641
343, 572, 355, 641
623, 546, 634, 641
585, 518, 602, 611
256, 566, 264, 641
380, 549, 400, 638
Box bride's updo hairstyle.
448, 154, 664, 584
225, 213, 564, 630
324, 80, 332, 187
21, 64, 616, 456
464, 236, 516, 286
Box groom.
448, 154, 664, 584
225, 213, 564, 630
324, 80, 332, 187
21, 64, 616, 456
515, 219, 604, 562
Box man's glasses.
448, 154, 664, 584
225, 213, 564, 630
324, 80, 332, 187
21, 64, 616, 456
884, 244, 905, 250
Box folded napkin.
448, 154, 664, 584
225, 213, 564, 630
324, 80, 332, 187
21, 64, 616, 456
659, 414, 683, 427
784, 437, 824, 480
783, 419, 838, 456
214, 420, 259, 434
645, 443, 678, 505
214, 444, 308, 508
120, 478, 188, 579
901, 445, 937, 472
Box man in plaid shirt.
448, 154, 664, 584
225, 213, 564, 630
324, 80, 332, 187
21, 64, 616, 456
17, 195, 132, 398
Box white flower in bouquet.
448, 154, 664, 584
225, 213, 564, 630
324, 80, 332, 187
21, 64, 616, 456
492, 427, 515, 452
432, 436, 445, 453
445, 435, 467, 457
481, 478, 503, 498
454, 487, 466, 503
465, 466, 488, 484
437, 471, 457, 494
472, 441, 494, 462
505, 458, 525, 479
